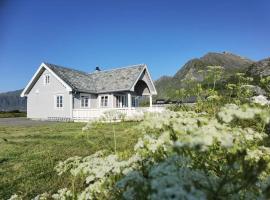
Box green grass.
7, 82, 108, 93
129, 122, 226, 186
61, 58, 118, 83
0, 111, 26, 118
0, 121, 140, 199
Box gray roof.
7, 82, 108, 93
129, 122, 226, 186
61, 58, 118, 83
45, 63, 145, 93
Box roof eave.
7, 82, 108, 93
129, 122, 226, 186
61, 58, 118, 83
74, 89, 98, 94
75, 89, 132, 94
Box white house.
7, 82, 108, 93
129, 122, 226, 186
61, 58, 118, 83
21, 62, 160, 121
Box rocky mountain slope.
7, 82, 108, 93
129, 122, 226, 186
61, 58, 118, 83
175, 52, 253, 80
247, 58, 270, 77
0, 90, 26, 111
155, 52, 266, 99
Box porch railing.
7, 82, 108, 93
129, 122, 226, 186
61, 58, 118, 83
72, 106, 165, 121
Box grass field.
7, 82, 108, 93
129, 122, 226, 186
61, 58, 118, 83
0, 121, 140, 199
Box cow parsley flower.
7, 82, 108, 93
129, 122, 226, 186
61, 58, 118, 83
251, 95, 270, 106
32, 193, 50, 200
218, 104, 269, 123
245, 147, 270, 163
8, 194, 22, 200
149, 156, 207, 200
55, 156, 82, 175
52, 188, 72, 200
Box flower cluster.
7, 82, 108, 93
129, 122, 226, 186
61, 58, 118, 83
102, 110, 127, 122
117, 156, 207, 200
54, 150, 142, 199
218, 104, 270, 124
251, 95, 270, 106
7, 194, 22, 200
52, 188, 72, 200
117, 106, 270, 199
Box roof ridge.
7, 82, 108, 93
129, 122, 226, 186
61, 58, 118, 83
88, 64, 145, 74
44, 62, 145, 74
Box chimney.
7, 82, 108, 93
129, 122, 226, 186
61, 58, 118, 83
95, 66, 101, 72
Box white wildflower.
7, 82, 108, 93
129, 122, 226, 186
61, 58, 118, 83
245, 147, 270, 163
218, 104, 269, 123
251, 95, 270, 106
8, 194, 22, 200
149, 156, 207, 200
32, 193, 50, 200
52, 188, 72, 200
78, 180, 105, 200
55, 156, 82, 175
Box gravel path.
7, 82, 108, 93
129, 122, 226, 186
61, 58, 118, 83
0, 117, 58, 126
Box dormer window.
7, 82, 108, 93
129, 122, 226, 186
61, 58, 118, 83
44, 75, 50, 85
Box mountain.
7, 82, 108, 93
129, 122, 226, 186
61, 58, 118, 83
0, 89, 26, 111
155, 52, 255, 99
175, 52, 253, 79
247, 58, 270, 78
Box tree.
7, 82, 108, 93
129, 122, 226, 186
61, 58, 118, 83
205, 66, 224, 90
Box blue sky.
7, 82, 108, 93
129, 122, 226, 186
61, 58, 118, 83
0, 0, 270, 92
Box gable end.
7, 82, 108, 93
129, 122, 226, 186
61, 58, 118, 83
21, 63, 72, 97
130, 65, 157, 95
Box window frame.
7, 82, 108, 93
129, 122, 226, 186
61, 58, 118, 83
55, 95, 64, 109
100, 95, 109, 107
44, 74, 50, 85
115, 95, 127, 108
81, 95, 90, 108
132, 96, 138, 107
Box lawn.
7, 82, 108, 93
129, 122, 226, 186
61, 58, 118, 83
0, 121, 140, 199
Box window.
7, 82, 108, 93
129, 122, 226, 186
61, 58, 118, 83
116, 95, 127, 108
100, 96, 108, 107
132, 96, 137, 107
81, 96, 89, 108
44, 75, 50, 85
56, 95, 63, 108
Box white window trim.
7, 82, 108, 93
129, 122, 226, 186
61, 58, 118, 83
100, 95, 109, 108
115, 94, 128, 108
44, 74, 50, 85
54, 94, 64, 110
80, 94, 90, 108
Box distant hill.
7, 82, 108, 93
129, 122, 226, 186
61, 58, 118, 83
0, 89, 26, 111
155, 52, 257, 99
